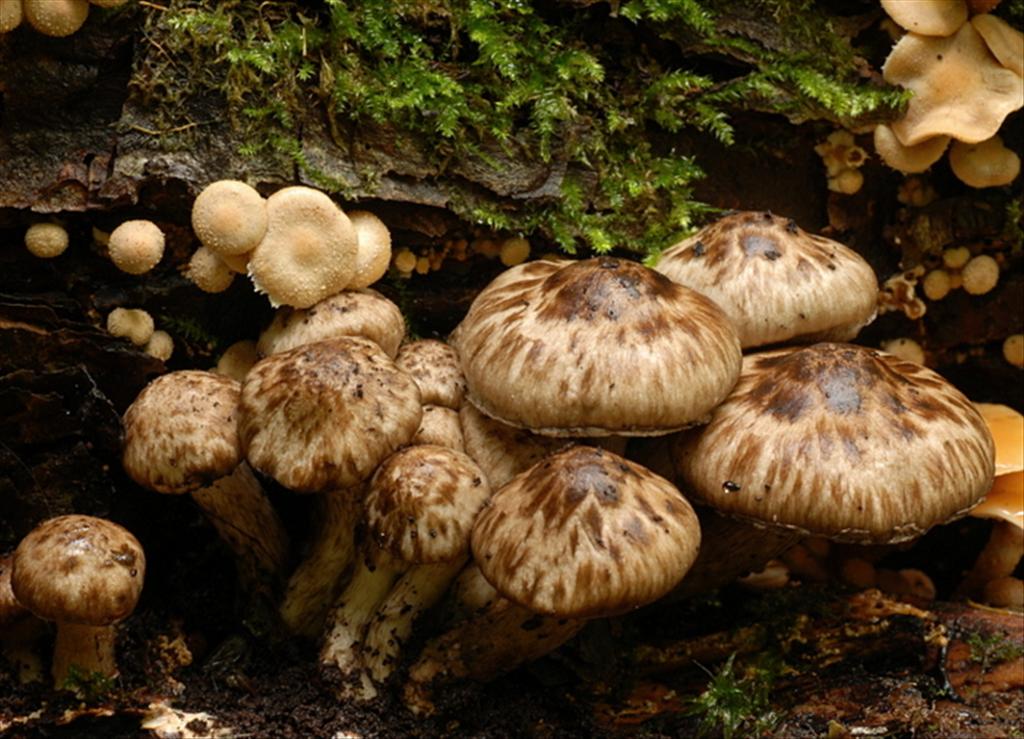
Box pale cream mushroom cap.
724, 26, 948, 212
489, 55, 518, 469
106, 307, 154, 346
346, 210, 392, 289
0, 0, 23, 33
880, 0, 967, 37
961, 254, 1000, 295
873, 125, 950, 173
257, 288, 405, 358
191, 180, 268, 257
144, 330, 174, 362
12, 515, 144, 627
187, 246, 235, 293
452, 257, 742, 437
238, 337, 422, 492
472, 445, 701, 618
24, 223, 69, 258
365, 445, 491, 564
395, 339, 466, 409
219, 250, 251, 274
948, 136, 1021, 188
247, 186, 358, 308
672, 343, 995, 544
122, 370, 242, 494
215, 339, 259, 382
108, 220, 165, 275
23, 0, 88, 37
972, 13, 1024, 76
459, 403, 569, 489
655, 211, 878, 349
882, 23, 1024, 146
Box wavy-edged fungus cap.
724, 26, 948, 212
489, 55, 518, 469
673, 342, 995, 544
882, 23, 1023, 146
123, 370, 242, 494
347, 211, 392, 289
191, 180, 268, 257
452, 257, 741, 437
23, 0, 88, 37
655, 211, 878, 349
471, 445, 700, 618
257, 288, 405, 359
247, 186, 357, 308
396, 339, 466, 410
972, 13, 1024, 77
459, 403, 568, 488
108, 220, 165, 275
239, 337, 422, 492
880, 0, 967, 37
365, 445, 491, 564
873, 125, 950, 173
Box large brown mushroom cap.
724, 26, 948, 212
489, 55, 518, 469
365, 445, 491, 564
673, 343, 995, 543
395, 339, 466, 409
257, 288, 405, 359
239, 337, 422, 492
655, 211, 879, 349
451, 257, 741, 436
122, 370, 242, 494
472, 445, 700, 618
11, 515, 145, 627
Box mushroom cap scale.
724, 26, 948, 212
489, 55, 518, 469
655, 211, 879, 349
364, 445, 491, 564
238, 337, 422, 492
395, 339, 467, 410
673, 343, 995, 544
452, 257, 741, 436
471, 445, 701, 619
11, 515, 144, 626
122, 370, 242, 494
257, 288, 405, 359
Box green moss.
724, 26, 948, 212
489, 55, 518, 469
142, 1, 908, 256
966, 630, 1024, 672
62, 664, 115, 702
689, 652, 782, 739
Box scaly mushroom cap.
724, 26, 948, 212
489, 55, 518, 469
257, 288, 405, 359
123, 370, 242, 494
191, 180, 268, 257
23, 0, 88, 37
24, 223, 69, 258
673, 343, 995, 544
346, 210, 392, 289
11, 515, 144, 626
882, 23, 1024, 146
472, 445, 701, 618
365, 445, 491, 564
459, 403, 569, 489
247, 186, 358, 308
873, 125, 950, 174
972, 13, 1024, 77
396, 339, 466, 409
655, 211, 879, 349
452, 257, 741, 436
880, 0, 967, 37
238, 337, 422, 492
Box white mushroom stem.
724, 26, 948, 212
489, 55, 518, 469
319, 548, 405, 680
190, 464, 289, 596
361, 556, 468, 691
52, 622, 117, 687
404, 598, 584, 715
437, 562, 499, 628
279, 490, 361, 637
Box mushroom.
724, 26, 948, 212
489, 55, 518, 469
404, 445, 701, 713
961, 254, 1001, 295
880, 0, 967, 37
122, 370, 289, 595
10, 515, 144, 687
257, 288, 406, 359
395, 339, 467, 410
191, 180, 268, 257
0, 0, 23, 33
346, 211, 392, 289
654, 211, 879, 349
499, 236, 530, 266
882, 22, 1023, 147
214, 339, 259, 381
106, 307, 155, 347
0, 553, 43, 685
238, 338, 422, 635
873, 125, 950, 173
1004, 334, 1024, 368
24, 223, 69, 258
971, 13, 1024, 76
411, 405, 465, 450
186, 246, 236, 293
320, 445, 491, 697
22, 0, 88, 37
144, 330, 174, 362
948, 135, 1021, 188
672, 342, 994, 545
451, 257, 741, 436
459, 402, 570, 489
108, 220, 166, 275
247, 186, 358, 308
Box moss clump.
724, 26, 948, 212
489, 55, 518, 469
689, 652, 782, 738
140, 1, 909, 256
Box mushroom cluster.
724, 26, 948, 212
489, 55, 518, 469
1, 0, 130, 38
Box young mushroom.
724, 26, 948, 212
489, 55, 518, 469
395, 339, 467, 410
24, 223, 70, 259
23, 0, 89, 37
10, 515, 144, 687
191, 179, 268, 258
108, 220, 166, 275
346, 211, 393, 289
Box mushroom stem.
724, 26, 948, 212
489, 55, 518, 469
279, 490, 361, 637
52, 622, 117, 688
404, 598, 584, 715
441, 562, 499, 626
319, 549, 405, 680
957, 520, 1024, 599
361, 556, 468, 691
189, 463, 289, 596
